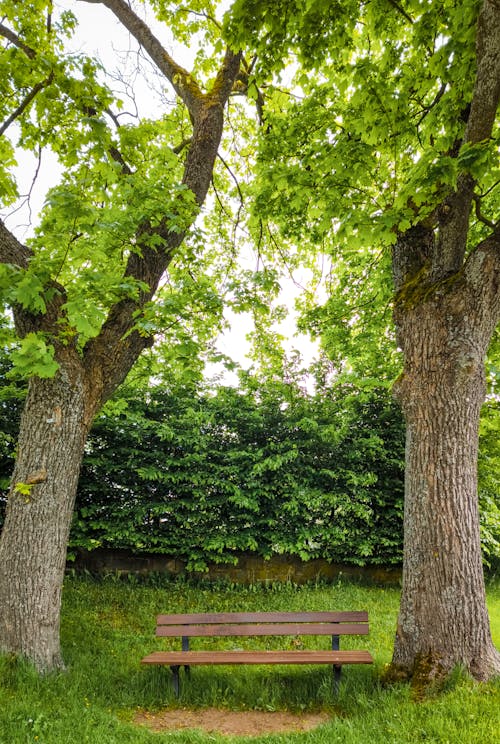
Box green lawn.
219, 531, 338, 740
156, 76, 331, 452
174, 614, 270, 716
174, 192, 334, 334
0, 573, 499, 743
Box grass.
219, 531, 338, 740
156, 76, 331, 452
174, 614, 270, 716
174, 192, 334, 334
0, 572, 499, 743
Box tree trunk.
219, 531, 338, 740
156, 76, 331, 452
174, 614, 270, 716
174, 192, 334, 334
0, 364, 91, 671
0, 0, 241, 673
391, 265, 500, 682
386, 0, 500, 684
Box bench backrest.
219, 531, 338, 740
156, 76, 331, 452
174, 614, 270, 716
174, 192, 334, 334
155, 611, 369, 638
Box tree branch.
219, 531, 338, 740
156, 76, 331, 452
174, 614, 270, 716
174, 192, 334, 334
472, 193, 497, 229
431, 0, 500, 279
0, 73, 54, 137
0, 23, 36, 58
387, 0, 414, 25
181, 47, 242, 205
4, 145, 43, 227
464, 0, 500, 146
415, 82, 447, 129
108, 145, 133, 175
0, 220, 32, 269
172, 136, 192, 155
216, 151, 245, 239
465, 223, 500, 326
178, 7, 222, 32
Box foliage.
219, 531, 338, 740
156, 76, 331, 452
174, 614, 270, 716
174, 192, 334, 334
227, 0, 493, 237
0, 574, 499, 741
224, 0, 500, 379
70, 373, 405, 569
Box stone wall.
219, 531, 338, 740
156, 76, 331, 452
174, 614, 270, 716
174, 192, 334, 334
71, 548, 401, 585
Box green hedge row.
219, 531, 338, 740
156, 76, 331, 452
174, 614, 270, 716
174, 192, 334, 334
73, 380, 405, 569
2, 367, 499, 569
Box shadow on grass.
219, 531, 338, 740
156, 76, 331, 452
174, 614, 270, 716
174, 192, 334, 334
131, 663, 378, 712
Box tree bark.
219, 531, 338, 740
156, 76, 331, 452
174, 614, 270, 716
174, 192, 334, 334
390, 236, 500, 682
0, 361, 91, 670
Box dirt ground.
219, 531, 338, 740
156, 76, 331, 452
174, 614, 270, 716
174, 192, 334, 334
133, 708, 331, 737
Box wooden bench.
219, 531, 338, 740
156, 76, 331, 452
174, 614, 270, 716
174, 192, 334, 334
141, 611, 373, 696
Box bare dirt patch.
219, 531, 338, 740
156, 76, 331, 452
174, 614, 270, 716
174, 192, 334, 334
133, 708, 331, 737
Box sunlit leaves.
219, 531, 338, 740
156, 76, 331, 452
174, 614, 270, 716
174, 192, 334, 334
9, 332, 59, 378
458, 140, 498, 183
147, 0, 226, 84
223, 0, 495, 387
0, 4, 114, 175
21, 107, 201, 346
225, 0, 358, 77
233, 0, 484, 245
0, 139, 18, 205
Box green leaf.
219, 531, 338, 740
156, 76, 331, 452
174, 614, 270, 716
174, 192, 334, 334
14, 274, 47, 314
9, 334, 59, 379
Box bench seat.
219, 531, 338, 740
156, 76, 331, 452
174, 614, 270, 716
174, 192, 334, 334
141, 649, 374, 665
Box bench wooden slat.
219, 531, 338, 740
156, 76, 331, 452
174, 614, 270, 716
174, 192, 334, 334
156, 611, 368, 625
141, 650, 374, 665
156, 622, 369, 637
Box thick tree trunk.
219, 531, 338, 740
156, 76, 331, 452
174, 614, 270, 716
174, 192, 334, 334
0, 365, 91, 671
387, 0, 500, 684
391, 270, 500, 682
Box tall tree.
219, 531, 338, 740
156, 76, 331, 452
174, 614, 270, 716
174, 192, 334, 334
228, 0, 500, 680
0, 0, 240, 671
389, 0, 500, 681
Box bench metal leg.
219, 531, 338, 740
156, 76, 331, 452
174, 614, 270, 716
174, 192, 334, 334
333, 665, 341, 695
170, 665, 180, 697
170, 638, 189, 696
181, 637, 190, 681
332, 633, 341, 695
